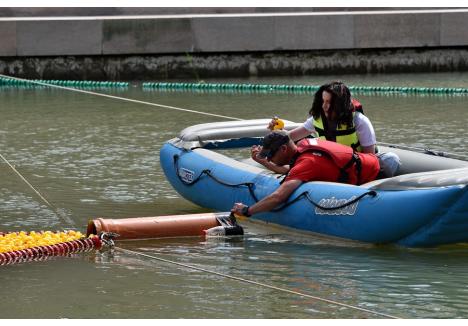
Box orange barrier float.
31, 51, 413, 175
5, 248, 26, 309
0, 213, 244, 265
86, 212, 242, 240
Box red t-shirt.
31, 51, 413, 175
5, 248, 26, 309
284, 152, 340, 183
284, 151, 379, 185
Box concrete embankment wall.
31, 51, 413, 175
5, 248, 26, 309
1, 9, 468, 79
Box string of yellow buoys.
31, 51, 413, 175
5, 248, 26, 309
0, 230, 85, 253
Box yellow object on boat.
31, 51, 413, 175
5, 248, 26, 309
272, 117, 285, 130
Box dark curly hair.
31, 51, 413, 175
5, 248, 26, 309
308, 81, 354, 129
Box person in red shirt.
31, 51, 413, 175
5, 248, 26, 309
231, 130, 381, 218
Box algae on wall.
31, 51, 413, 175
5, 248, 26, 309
1, 48, 468, 81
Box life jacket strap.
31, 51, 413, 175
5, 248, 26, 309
338, 153, 362, 184
351, 141, 361, 151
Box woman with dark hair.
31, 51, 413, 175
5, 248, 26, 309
252, 81, 401, 178
269, 81, 376, 153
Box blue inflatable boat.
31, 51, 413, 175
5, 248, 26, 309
160, 119, 468, 247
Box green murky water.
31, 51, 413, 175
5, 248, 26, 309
0, 73, 467, 318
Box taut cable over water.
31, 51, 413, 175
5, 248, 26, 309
0, 74, 243, 121
0, 152, 75, 226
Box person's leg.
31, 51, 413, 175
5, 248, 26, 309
377, 152, 401, 178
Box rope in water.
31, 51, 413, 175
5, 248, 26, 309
143, 81, 468, 95
0, 74, 242, 121
0, 152, 75, 226
116, 246, 400, 319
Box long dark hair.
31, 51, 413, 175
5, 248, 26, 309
308, 81, 354, 129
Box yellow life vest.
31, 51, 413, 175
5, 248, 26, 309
313, 113, 362, 152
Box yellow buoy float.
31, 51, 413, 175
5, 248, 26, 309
0, 230, 84, 254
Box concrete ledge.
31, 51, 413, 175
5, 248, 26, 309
103, 18, 193, 54
192, 16, 276, 52
441, 12, 468, 46
1, 10, 468, 57
354, 13, 441, 48
272, 15, 354, 50
0, 21, 16, 56
16, 20, 102, 56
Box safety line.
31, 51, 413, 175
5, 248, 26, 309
0, 74, 243, 121
143, 81, 468, 95
0, 153, 53, 208
0, 152, 75, 226
115, 246, 400, 319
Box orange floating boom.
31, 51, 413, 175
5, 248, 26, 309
87, 212, 232, 240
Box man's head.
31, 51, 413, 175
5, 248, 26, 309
258, 130, 295, 165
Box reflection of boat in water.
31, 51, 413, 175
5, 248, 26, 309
160, 119, 468, 247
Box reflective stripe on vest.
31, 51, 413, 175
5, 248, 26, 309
313, 112, 361, 152
294, 138, 379, 185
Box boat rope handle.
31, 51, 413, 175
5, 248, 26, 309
0, 74, 243, 121
173, 154, 259, 202
114, 246, 400, 319
174, 153, 376, 211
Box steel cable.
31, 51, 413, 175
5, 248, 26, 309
0, 74, 243, 121
115, 246, 400, 319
